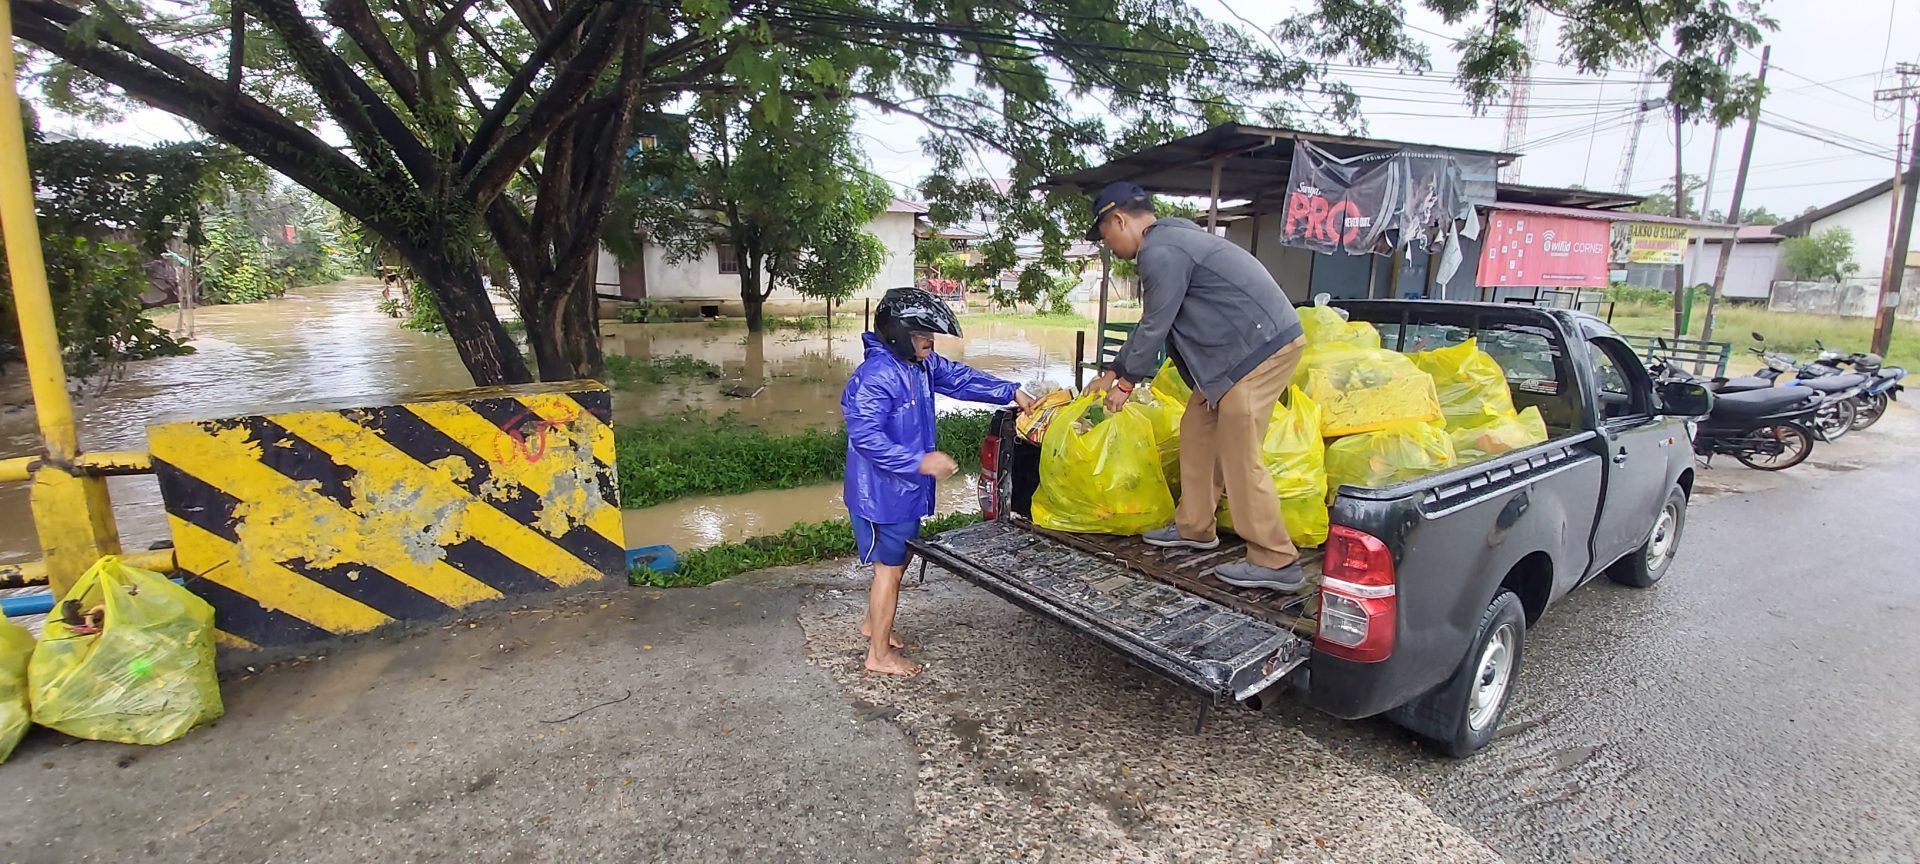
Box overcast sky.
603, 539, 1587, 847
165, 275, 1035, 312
63, 0, 1917, 223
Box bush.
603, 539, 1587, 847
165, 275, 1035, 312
635, 511, 985, 587
199, 214, 281, 305
602, 353, 721, 388
1781, 228, 1861, 283
614, 410, 995, 508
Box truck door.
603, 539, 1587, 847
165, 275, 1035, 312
1586, 335, 1673, 570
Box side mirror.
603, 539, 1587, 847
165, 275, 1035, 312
1657, 380, 1714, 418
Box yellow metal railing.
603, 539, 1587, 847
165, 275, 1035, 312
0, 3, 169, 598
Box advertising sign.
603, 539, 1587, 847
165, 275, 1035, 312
1279, 141, 1496, 258
1475, 211, 1610, 289
1626, 223, 1689, 265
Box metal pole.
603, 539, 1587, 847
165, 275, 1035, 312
864, 297, 871, 332
0, 3, 122, 597
1206, 156, 1224, 231
1095, 246, 1111, 358
1703, 46, 1770, 345
1074, 330, 1086, 391
1687, 125, 1724, 292
1874, 113, 1920, 357
1671, 109, 1687, 337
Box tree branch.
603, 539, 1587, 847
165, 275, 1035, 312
429, 0, 487, 42
460, 0, 606, 180
319, 0, 421, 110
464, 4, 629, 208
226, 4, 244, 105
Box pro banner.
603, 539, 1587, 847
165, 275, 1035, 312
1475, 211, 1610, 289
1279, 141, 1497, 282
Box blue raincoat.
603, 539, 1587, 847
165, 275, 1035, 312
843, 332, 1019, 523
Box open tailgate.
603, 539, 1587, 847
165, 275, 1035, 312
911, 519, 1307, 703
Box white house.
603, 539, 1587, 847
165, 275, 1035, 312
1773, 171, 1920, 279
594, 198, 926, 316
1680, 225, 1786, 300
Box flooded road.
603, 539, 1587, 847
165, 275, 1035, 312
0, 281, 1082, 563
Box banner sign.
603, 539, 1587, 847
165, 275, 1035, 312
1475, 211, 1610, 289
1626, 223, 1689, 265
1279, 142, 1497, 256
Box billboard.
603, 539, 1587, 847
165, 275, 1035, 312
1626, 223, 1689, 265
1475, 212, 1610, 289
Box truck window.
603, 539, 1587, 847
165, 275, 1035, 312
1378, 320, 1576, 429
1588, 336, 1653, 422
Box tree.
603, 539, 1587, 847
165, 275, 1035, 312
1781, 228, 1861, 283
610, 97, 891, 329
21, 0, 1774, 383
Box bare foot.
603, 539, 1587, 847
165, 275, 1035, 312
864, 650, 924, 677
860, 623, 909, 649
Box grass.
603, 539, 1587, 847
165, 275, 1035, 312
1606, 301, 1920, 373
632, 511, 984, 587
613, 410, 994, 509
602, 353, 722, 389
969, 311, 1095, 329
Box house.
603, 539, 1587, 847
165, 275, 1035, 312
593, 198, 925, 317
1773, 171, 1920, 279
1680, 225, 1786, 300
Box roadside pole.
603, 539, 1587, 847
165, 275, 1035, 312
1671, 109, 1687, 337
0, 2, 123, 597
1872, 64, 1920, 357
1703, 46, 1770, 345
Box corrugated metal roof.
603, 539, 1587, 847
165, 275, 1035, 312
1491, 202, 1737, 234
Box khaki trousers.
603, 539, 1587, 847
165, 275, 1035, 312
1173, 337, 1306, 568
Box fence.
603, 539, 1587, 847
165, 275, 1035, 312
1769, 275, 1920, 321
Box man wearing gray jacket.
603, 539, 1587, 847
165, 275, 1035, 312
1084, 181, 1309, 590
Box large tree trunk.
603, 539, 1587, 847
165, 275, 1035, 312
526, 266, 602, 380
409, 249, 532, 385
739, 253, 766, 332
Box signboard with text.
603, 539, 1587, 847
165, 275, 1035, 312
1626, 223, 1689, 265
1475, 211, 1610, 289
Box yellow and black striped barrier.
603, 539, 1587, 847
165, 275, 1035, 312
147, 381, 626, 647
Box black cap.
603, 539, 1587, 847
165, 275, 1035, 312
1084, 181, 1152, 241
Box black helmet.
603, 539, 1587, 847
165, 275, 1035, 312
874, 287, 962, 363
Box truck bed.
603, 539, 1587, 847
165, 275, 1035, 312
911, 518, 1319, 703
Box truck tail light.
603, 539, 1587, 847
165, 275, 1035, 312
1317, 525, 1397, 663
977, 432, 1001, 520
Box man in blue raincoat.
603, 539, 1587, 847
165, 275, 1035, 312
844, 287, 1034, 677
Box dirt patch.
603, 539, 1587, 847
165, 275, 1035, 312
797, 575, 1504, 864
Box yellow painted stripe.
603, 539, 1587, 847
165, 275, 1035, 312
272, 411, 606, 586
517, 391, 616, 468
168, 516, 390, 635
402, 401, 622, 545
151, 424, 506, 608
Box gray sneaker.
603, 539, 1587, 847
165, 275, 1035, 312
1143, 524, 1220, 551
1215, 561, 1307, 592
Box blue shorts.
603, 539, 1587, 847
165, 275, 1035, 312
853, 517, 921, 567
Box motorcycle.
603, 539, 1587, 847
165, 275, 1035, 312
1652, 359, 1824, 471
1716, 334, 1866, 442
1827, 348, 1906, 431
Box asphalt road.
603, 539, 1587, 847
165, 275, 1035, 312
1273, 406, 1920, 863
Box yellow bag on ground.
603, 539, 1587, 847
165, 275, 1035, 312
1450, 406, 1550, 464
1325, 421, 1457, 498
1218, 387, 1331, 549
1300, 305, 1381, 350
1408, 338, 1516, 426
1, 621, 31, 763
1032, 391, 1176, 535
29, 556, 223, 746
1297, 346, 1443, 436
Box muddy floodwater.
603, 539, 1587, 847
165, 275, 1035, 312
0, 280, 1083, 564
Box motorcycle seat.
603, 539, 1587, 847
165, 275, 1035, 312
1711, 376, 1777, 393
1713, 387, 1820, 420
1797, 373, 1868, 393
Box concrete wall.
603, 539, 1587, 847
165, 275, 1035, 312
1683, 242, 1782, 299
1805, 189, 1920, 279
1769, 274, 1920, 320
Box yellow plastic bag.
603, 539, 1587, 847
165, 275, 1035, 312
1015, 388, 1075, 444
1451, 406, 1550, 464
1408, 339, 1517, 426
1032, 391, 1176, 535
1140, 360, 1190, 487
1325, 421, 1457, 498
1300, 305, 1381, 350
29, 556, 223, 746
1, 621, 31, 763
1218, 387, 1331, 548
1297, 346, 1443, 436
1148, 358, 1192, 406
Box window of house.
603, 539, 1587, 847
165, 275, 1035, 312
716, 243, 740, 275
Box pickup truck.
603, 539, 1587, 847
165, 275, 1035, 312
910, 300, 1714, 756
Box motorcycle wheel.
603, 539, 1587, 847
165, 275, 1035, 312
1815, 398, 1855, 442
1734, 423, 1814, 471
1851, 392, 1889, 431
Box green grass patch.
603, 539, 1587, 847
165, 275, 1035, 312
614, 410, 994, 509
631, 511, 985, 587
602, 353, 722, 389
1608, 302, 1920, 373
968, 311, 1094, 329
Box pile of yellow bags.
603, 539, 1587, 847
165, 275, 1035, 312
1325, 419, 1458, 496
1300, 305, 1382, 350
1218, 387, 1330, 548
1032, 390, 1177, 535
0, 622, 30, 763
1407, 338, 1549, 464
1297, 345, 1443, 437
1142, 360, 1191, 487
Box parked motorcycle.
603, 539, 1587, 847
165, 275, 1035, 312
1826, 349, 1906, 431
1723, 334, 1866, 442
1653, 359, 1824, 471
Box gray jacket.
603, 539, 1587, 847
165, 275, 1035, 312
1110, 218, 1303, 405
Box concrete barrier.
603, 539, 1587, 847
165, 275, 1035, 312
147, 381, 625, 647
1769, 275, 1920, 320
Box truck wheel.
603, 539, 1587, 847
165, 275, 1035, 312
1607, 485, 1687, 588
1386, 591, 1526, 758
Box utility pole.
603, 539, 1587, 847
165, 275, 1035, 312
1687, 126, 1724, 291
1872, 62, 1920, 357
1672, 108, 1687, 336
1703, 45, 1771, 344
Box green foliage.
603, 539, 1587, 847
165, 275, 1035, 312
1606, 284, 1709, 318
0, 236, 195, 381
635, 511, 985, 587
620, 300, 658, 324
1781, 229, 1860, 283
401, 281, 445, 333
198, 212, 280, 305
375, 298, 403, 318
614, 410, 993, 508
602, 353, 722, 389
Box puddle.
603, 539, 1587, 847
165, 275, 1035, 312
621, 474, 981, 551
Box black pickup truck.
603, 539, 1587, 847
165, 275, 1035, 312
910, 301, 1714, 756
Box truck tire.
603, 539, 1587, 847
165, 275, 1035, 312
1386, 591, 1526, 758
1607, 485, 1687, 588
